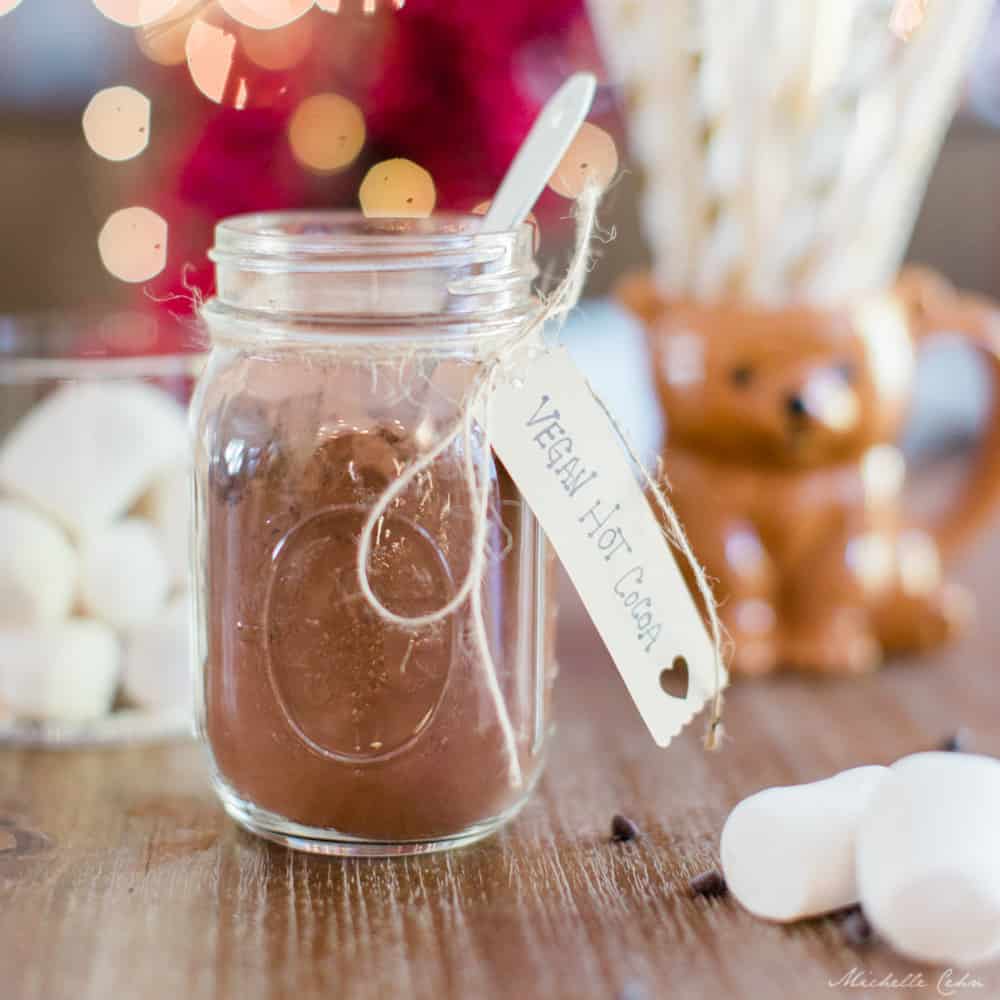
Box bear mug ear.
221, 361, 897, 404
616, 272, 670, 326
895, 266, 1000, 344
894, 266, 957, 339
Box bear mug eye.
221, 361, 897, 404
837, 360, 858, 384
730, 364, 754, 388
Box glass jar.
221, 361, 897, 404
193, 212, 557, 855
0, 311, 203, 746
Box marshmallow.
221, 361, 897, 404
0, 499, 78, 624
80, 517, 170, 630
122, 593, 193, 713
0, 619, 120, 720
721, 766, 890, 921
140, 466, 191, 587
0, 381, 188, 537
857, 752, 1000, 966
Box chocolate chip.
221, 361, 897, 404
689, 868, 728, 898
837, 905, 875, 947
940, 730, 970, 753
610, 813, 640, 842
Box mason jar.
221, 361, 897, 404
192, 212, 557, 855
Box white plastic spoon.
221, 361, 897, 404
480, 72, 597, 234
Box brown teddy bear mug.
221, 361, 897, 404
620, 268, 1000, 677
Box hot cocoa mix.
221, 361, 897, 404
202, 365, 556, 842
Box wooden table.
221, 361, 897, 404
4, 528, 1000, 1000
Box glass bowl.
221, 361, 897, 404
0, 311, 205, 747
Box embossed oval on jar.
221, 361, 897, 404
265, 505, 455, 763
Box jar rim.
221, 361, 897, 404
205, 209, 539, 338
209, 210, 534, 272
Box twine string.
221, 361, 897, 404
356, 186, 726, 778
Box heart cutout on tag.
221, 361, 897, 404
659, 656, 689, 700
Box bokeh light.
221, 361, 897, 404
548, 122, 619, 199
82, 86, 151, 162
219, 0, 312, 30
185, 17, 245, 107
241, 16, 313, 70
288, 93, 365, 173
135, 0, 201, 66
0, 0, 24, 15
93, 0, 179, 28
98, 208, 168, 283
359, 159, 436, 218
316, 0, 405, 10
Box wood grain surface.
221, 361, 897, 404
3, 523, 1000, 1000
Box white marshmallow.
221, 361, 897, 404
0, 619, 120, 720
721, 766, 890, 921
140, 466, 191, 587
80, 517, 170, 630
0, 499, 78, 624
857, 752, 1000, 966
0, 381, 188, 537
122, 593, 193, 713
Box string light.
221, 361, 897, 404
359, 159, 435, 218
92, 0, 178, 28
98, 208, 168, 283
288, 93, 365, 173
241, 16, 313, 70
185, 17, 245, 107
82, 86, 151, 162
315, 0, 406, 11
218, 0, 311, 30
547, 122, 619, 199
135, 0, 201, 66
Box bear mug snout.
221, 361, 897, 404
785, 394, 806, 419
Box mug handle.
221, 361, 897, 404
896, 266, 1000, 557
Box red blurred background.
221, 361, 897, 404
0, 0, 623, 348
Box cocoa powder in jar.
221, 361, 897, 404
200, 353, 557, 841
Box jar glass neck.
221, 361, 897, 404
204, 211, 538, 342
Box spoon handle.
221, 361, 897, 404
480, 73, 597, 235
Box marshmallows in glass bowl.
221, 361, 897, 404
0, 313, 203, 745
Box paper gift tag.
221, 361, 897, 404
490, 345, 726, 746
